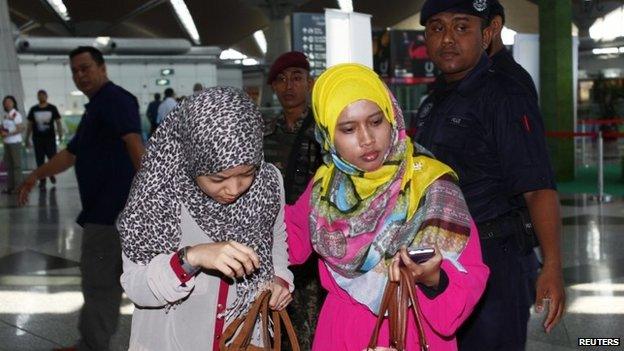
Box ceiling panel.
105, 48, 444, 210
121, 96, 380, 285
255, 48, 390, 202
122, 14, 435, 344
186, 0, 269, 46
7, 0, 623, 56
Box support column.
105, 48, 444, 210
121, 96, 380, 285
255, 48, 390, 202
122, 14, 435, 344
265, 17, 291, 64
539, 0, 574, 181
0, 0, 25, 111
260, 16, 291, 107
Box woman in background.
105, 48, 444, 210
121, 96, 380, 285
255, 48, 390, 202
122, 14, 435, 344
2, 95, 25, 194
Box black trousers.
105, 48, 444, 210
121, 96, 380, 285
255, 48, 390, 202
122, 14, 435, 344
33, 137, 57, 184
457, 234, 539, 351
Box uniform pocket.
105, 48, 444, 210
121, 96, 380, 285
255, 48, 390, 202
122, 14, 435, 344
433, 115, 475, 150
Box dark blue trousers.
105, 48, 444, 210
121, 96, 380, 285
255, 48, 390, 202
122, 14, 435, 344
458, 235, 539, 351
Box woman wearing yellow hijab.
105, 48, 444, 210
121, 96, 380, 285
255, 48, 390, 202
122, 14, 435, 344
285, 63, 489, 350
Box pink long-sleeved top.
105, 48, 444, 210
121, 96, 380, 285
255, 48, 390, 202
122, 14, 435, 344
286, 184, 489, 351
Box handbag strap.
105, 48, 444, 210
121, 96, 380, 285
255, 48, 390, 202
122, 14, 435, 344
273, 310, 282, 349
400, 268, 429, 351
275, 308, 301, 351
367, 278, 398, 348
220, 317, 245, 350
220, 290, 271, 350
392, 272, 409, 349
259, 293, 272, 350
218, 290, 301, 351
367, 267, 429, 351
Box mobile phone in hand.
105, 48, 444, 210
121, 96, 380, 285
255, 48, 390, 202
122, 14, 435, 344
402, 247, 435, 265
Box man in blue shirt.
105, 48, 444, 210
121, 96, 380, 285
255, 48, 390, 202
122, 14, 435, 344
156, 87, 176, 125
18, 46, 144, 351
411, 1, 565, 350
146, 92, 161, 136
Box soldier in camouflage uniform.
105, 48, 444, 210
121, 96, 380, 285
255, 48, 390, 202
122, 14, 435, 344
264, 51, 323, 350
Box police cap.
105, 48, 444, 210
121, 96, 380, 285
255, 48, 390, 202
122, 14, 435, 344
420, 0, 491, 25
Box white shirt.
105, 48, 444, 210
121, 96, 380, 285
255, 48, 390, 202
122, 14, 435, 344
156, 97, 177, 125
2, 109, 23, 144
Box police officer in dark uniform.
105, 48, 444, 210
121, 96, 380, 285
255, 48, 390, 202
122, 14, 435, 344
487, 0, 538, 99
412, 1, 566, 350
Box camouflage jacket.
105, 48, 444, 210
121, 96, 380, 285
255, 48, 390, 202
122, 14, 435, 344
263, 108, 322, 204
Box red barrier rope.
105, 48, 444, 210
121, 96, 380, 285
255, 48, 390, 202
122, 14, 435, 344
602, 131, 624, 139
546, 131, 624, 139
578, 118, 624, 125
546, 131, 597, 138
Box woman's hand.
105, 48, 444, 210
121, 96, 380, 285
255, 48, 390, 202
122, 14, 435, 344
388, 246, 443, 288
186, 241, 260, 278
269, 276, 292, 311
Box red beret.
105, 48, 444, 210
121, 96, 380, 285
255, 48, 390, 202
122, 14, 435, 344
267, 51, 310, 84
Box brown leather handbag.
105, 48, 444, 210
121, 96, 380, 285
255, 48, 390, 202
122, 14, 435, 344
367, 267, 429, 351
219, 290, 300, 351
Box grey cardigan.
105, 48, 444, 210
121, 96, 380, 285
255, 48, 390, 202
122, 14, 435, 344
120, 180, 293, 351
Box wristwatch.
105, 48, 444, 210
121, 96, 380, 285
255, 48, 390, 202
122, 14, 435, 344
176, 246, 201, 276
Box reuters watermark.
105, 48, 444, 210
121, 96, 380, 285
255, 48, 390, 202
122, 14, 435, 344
578, 338, 621, 347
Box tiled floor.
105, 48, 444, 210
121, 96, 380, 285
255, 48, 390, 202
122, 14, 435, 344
1, 172, 623, 350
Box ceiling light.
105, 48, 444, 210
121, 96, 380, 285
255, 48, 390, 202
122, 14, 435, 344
242, 58, 259, 66
253, 30, 267, 55
220, 49, 247, 60
95, 36, 111, 46
156, 79, 171, 86
592, 47, 619, 55
46, 0, 70, 21
589, 5, 624, 41
160, 68, 175, 76
170, 0, 200, 45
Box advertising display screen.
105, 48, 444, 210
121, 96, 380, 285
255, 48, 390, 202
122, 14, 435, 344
373, 29, 439, 84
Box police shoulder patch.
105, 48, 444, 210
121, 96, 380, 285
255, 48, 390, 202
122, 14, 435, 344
473, 0, 488, 12
419, 102, 433, 119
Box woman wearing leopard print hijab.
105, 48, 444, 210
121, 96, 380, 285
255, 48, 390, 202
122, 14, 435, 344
117, 87, 293, 350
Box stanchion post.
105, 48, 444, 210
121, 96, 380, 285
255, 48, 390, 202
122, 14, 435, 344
581, 122, 587, 167
598, 131, 604, 202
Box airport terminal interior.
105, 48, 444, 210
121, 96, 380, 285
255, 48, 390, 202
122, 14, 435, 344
1, 0, 624, 350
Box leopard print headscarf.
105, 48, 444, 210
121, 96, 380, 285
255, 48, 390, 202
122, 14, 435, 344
118, 87, 281, 318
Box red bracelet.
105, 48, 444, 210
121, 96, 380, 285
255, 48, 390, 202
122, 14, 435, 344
169, 252, 194, 284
